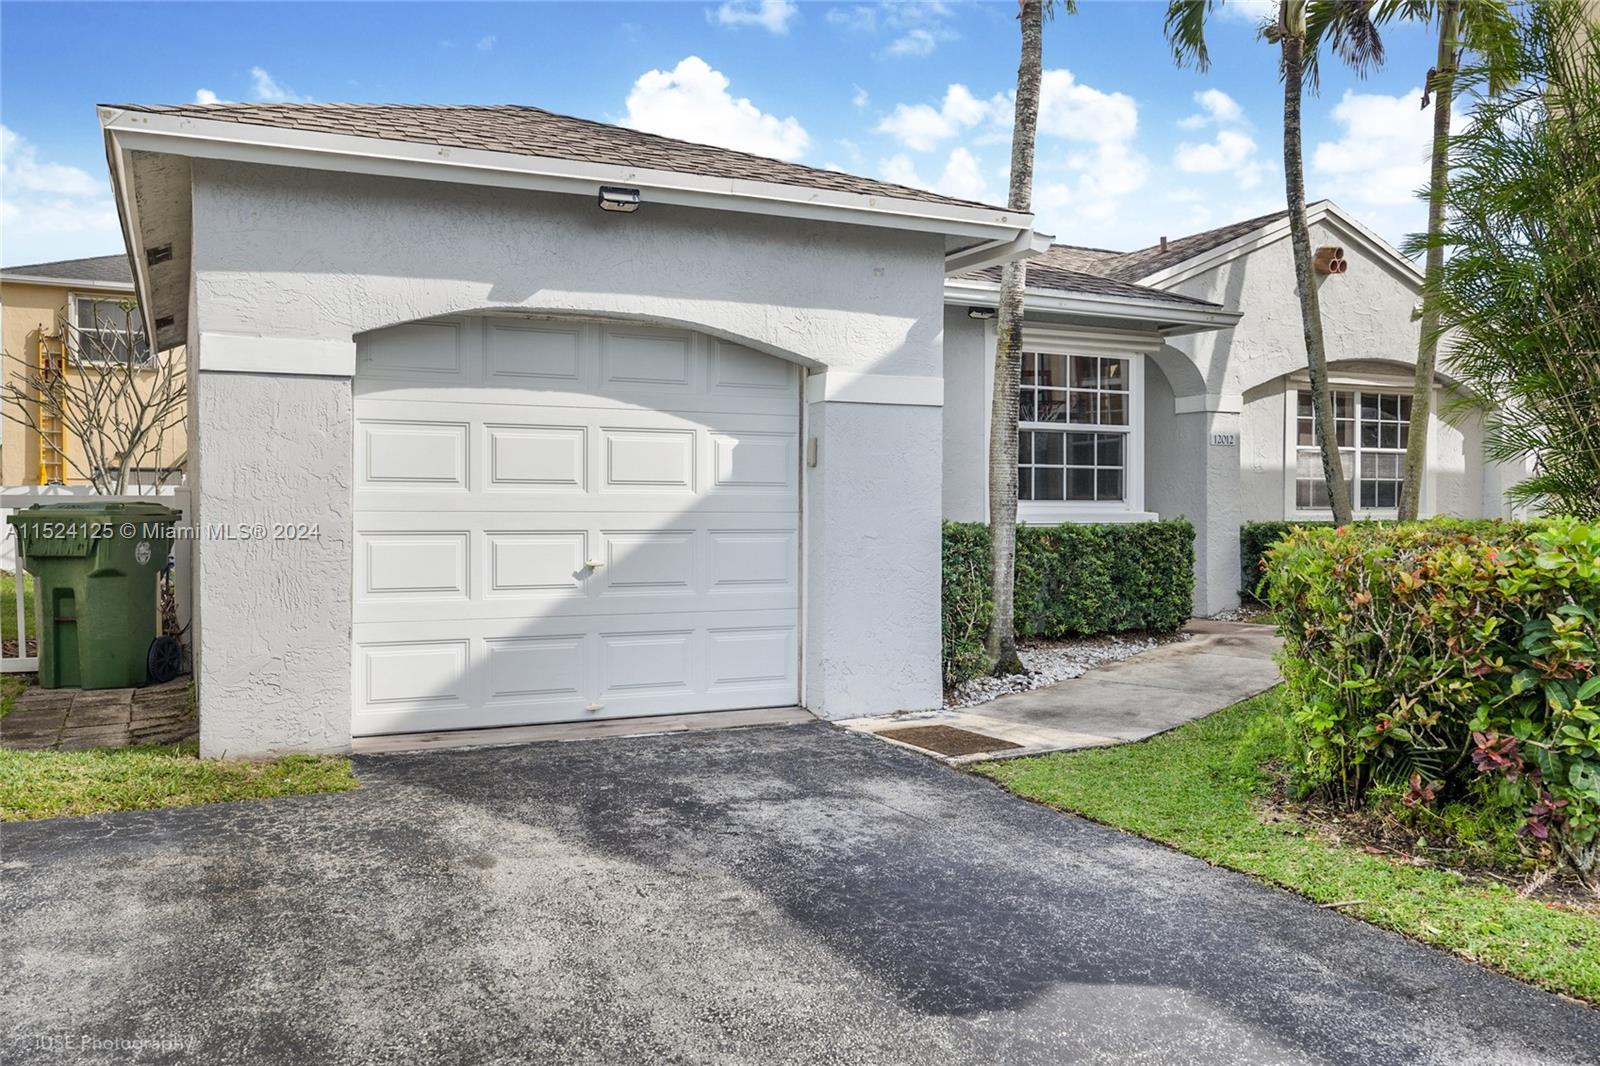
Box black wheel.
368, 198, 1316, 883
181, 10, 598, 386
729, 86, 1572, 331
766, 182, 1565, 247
147, 635, 184, 684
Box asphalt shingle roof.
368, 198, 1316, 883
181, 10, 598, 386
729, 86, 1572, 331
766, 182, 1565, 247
961, 243, 1222, 308
1, 253, 133, 286
107, 103, 1003, 211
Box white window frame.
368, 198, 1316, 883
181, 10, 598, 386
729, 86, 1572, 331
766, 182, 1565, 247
68, 292, 153, 368
1015, 334, 1149, 524
1281, 377, 1437, 520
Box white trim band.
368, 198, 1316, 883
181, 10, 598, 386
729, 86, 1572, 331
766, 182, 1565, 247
805, 371, 943, 407
198, 333, 356, 377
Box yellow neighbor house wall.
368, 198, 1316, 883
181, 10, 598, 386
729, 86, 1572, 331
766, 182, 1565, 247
1, 279, 188, 487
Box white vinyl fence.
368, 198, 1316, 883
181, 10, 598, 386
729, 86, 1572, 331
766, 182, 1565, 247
2, 484, 191, 675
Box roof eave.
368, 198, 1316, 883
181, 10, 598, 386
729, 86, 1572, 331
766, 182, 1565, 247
1135, 201, 1424, 291
0, 273, 134, 292
944, 277, 1240, 335
98, 107, 1035, 261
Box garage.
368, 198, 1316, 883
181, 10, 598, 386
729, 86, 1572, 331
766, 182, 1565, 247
351, 315, 802, 735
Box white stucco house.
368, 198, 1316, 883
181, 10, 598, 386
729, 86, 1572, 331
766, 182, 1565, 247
100, 102, 1517, 757
942, 200, 1525, 615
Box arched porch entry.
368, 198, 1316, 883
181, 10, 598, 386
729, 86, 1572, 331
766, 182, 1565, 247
351, 311, 803, 736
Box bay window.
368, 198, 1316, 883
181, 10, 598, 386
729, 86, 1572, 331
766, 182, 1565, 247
1294, 388, 1411, 511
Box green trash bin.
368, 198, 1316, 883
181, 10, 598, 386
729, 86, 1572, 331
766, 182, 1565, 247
6, 501, 181, 690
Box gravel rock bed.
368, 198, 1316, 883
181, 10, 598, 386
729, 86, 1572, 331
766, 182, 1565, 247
945, 631, 1186, 709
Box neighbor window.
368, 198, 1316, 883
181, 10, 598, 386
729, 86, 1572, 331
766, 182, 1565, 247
71, 295, 151, 367
1294, 388, 1411, 510
1019, 352, 1130, 503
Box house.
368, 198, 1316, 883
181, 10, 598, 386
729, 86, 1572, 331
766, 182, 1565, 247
942, 202, 1525, 615
100, 102, 1042, 757
100, 102, 1518, 758
0, 254, 187, 487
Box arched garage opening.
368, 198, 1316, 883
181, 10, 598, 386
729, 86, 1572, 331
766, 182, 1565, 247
351, 312, 804, 736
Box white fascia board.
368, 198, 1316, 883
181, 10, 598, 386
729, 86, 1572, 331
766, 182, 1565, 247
102, 134, 159, 345
943, 278, 1240, 334
0, 275, 134, 292
943, 229, 1054, 276
98, 107, 1034, 248
1137, 202, 1424, 291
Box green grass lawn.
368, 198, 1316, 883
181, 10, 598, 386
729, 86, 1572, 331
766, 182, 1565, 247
1, 570, 33, 644
977, 688, 1600, 1004
0, 741, 359, 821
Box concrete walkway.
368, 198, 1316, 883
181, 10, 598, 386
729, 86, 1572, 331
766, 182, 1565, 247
1, 679, 195, 751
845, 619, 1282, 763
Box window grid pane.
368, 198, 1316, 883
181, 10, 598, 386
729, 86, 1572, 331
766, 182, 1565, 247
1295, 389, 1410, 513
1018, 352, 1132, 506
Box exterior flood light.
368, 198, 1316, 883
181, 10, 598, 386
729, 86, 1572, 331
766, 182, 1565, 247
968, 307, 996, 320
598, 186, 642, 213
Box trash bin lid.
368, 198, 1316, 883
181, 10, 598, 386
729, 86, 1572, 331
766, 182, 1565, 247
5, 500, 182, 523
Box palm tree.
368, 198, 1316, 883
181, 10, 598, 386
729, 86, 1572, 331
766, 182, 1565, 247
1166, 1, 1386, 526
1378, 0, 1520, 521
988, 0, 1071, 674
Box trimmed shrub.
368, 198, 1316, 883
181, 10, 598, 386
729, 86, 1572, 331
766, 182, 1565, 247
943, 518, 1195, 686
1240, 521, 1332, 601
1263, 518, 1600, 878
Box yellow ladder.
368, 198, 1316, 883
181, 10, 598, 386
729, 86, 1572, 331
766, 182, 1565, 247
35, 330, 66, 484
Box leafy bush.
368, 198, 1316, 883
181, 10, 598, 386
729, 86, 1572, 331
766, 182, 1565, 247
943, 518, 1195, 685
1240, 521, 1331, 601
1263, 518, 1600, 881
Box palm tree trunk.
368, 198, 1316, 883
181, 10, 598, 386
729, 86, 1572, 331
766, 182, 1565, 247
1398, 0, 1459, 521
1282, 26, 1353, 524
986, 0, 1043, 675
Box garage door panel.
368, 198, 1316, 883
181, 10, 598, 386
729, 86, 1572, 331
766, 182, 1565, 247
358, 532, 470, 600
483, 424, 587, 492
353, 316, 799, 736
358, 420, 471, 491
485, 322, 584, 385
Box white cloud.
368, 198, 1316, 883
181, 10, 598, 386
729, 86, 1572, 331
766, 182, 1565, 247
623, 56, 809, 161
851, 84, 870, 109
711, 0, 798, 34
1216, 0, 1277, 23
879, 153, 923, 188
476, 34, 497, 51
1311, 87, 1441, 208
250, 67, 309, 103
826, 5, 876, 32
194, 88, 223, 105
888, 28, 940, 56
1175, 129, 1264, 184
877, 84, 999, 152
1037, 70, 1138, 144
1178, 88, 1244, 129
936, 147, 989, 201
0, 125, 122, 265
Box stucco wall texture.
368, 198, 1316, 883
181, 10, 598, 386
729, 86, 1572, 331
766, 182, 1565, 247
188, 160, 946, 756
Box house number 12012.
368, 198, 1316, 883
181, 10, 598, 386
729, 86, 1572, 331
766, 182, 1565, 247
1210, 432, 1239, 447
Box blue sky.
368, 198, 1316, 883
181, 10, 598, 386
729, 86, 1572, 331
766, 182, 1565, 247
1, 0, 1446, 267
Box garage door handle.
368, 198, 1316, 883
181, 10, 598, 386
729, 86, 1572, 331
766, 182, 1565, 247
584, 559, 604, 569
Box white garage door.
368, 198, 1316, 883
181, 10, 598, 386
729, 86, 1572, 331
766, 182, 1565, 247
351, 316, 801, 736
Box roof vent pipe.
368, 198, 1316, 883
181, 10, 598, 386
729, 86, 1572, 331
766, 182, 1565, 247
1159, 236, 1168, 252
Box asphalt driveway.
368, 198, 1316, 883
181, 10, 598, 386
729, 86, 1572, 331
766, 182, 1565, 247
4, 722, 1596, 1065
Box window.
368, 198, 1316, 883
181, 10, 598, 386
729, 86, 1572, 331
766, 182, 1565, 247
1019, 352, 1130, 503
1295, 388, 1411, 510
71, 295, 151, 367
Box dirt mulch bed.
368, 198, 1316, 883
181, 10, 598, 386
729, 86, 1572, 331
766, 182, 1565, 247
1256, 777, 1599, 916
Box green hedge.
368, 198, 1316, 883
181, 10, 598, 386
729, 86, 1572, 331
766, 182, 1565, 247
1240, 521, 1332, 601
1262, 518, 1600, 877
943, 518, 1195, 685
